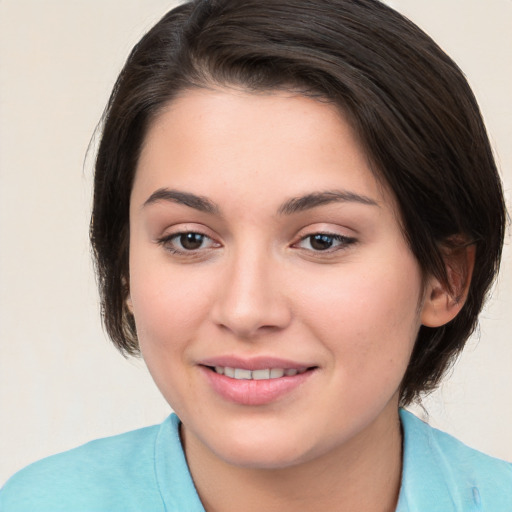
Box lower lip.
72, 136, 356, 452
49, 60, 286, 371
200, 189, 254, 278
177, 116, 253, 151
201, 366, 315, 406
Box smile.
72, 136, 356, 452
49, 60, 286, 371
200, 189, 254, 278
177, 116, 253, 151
201, 362, 317, 405
212, 366, 308, 380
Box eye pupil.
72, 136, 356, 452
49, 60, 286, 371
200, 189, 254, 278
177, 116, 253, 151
180, 233, 204, 250
310, 234, 334, 250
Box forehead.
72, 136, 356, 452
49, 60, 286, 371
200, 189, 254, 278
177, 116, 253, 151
133, 87, 393, 214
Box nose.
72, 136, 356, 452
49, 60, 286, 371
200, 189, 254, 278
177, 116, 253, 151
210, 249, 292, 339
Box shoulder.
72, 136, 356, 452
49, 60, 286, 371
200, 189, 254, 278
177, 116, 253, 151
398, 409, 512, 511
0, 419, 168, 512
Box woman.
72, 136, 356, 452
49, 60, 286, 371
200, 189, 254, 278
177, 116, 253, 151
1, 0, 510, 510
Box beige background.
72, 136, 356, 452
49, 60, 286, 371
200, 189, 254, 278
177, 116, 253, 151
0, 0, 511, 485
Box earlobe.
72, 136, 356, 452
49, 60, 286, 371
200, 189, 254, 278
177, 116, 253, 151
420, 243, 475, 328
420, 280, 463, 327
126, 295, 134, 314
122, 275, 133, 314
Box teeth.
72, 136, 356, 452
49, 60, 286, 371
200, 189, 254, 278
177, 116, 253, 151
224, 367, 235, 378
252, 369, 270, 380
270, 368, 284, 378
234, 368, 252, 380
213, 366, 306, 380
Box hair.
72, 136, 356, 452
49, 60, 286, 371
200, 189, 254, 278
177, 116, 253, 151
90, 0, 506, 405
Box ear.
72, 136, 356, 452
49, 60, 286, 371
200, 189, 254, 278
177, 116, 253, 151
126, 294, 134, 314
122, 275, 134, 314
421, 243, 476, 328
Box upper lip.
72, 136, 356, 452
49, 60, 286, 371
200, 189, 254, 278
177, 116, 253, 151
199, 356, 315, 371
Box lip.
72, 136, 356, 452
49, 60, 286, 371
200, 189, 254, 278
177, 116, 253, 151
199, 355, 313, 371
198, 356, 317, 406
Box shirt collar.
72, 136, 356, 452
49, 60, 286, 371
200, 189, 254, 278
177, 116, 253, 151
396, 409, 482, 511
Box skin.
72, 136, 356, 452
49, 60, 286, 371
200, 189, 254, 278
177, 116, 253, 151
127, 88, 464, 512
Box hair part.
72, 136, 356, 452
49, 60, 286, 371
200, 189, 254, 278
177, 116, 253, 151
91, 0, 506, 405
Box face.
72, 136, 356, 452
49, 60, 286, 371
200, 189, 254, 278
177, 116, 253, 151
128, 88, 427, 469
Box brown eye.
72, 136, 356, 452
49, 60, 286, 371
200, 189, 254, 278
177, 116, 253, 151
296, 233, 357, 253
309, 234, 335, 251
179, 233, 205, 250
157, 231, 218, 255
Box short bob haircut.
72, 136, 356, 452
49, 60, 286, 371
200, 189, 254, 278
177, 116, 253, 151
91, 0, 506, 405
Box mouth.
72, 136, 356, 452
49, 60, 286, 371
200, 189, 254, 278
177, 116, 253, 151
200, 363, 318, 406
206, 366, 311, 380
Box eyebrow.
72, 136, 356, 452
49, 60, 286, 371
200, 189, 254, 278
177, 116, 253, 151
143, 188, 220, 214
277, 190, 379, 215
143, 187, 378, 215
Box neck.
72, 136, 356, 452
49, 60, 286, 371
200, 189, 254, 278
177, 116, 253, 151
182, 403, 403, 512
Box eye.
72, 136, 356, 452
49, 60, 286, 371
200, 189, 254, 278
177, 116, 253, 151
157, 231, 219, 254
296, 233, 356, 252
176, 232, 208, 250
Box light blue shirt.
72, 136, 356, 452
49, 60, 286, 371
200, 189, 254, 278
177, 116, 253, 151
1, 410, 511, 511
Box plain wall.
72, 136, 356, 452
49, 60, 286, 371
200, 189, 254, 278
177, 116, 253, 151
1, 0, 511, 485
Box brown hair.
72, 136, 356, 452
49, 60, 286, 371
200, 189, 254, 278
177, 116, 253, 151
91, 0, 506, 405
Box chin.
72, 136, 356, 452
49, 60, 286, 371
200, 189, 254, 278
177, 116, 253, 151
198, 422, 321, 470
216, 441, 311, 470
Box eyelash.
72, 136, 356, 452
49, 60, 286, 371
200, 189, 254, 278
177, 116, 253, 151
294, 233, 357, 253
157, 231, 356, 256
157, 232, 218, 255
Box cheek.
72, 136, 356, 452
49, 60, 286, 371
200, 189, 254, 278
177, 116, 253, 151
127, 233, 202, 350
297, 254, 423, 376
130, 267, 208, 347
128, 259, 216, 411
